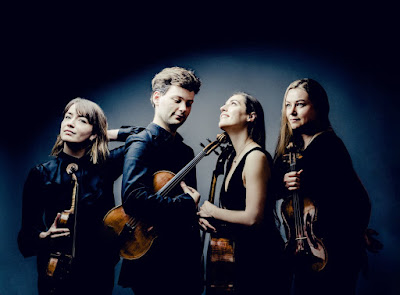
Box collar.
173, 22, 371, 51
58, 150, 91, 165
147, 122, 184, 143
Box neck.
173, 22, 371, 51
153, 118, 176, 136
63, 142, 87, 159
227, 129, 254, 158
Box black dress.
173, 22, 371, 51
219, 147, 288, 295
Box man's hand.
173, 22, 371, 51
180, 181, 200, 204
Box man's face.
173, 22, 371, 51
152, 85, 195, 133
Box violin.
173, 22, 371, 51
103, 133, 227, 260
281, 142, 328, 272
45, 163, 79, 291
202, 142, 236, 294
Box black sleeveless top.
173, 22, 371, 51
220, 147, 271, 211
219, 147, 275, 241
217, 147, 284, 293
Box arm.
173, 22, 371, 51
199, 150, 269, 227
121, 133, 198, 226
106, 126, 146, 181
107, 126, 145, 142
17, 167, 49, 257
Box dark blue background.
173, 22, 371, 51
2, 4, 399, 294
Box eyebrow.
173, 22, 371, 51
286, 99, 306, 103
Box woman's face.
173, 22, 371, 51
219, 94, 248, 130
60, 103, 94, 143
285, 88, 316, 131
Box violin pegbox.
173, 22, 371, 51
200, 133, 228, 156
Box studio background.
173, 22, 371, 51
1, 4, 399, 294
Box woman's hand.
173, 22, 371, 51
197, 201, 218, 232
284, 169, 303, 191
198, 217, 217, 233
39, 213, 70, 239
198, 200, 216, 218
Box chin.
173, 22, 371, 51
218, 121, 227, 129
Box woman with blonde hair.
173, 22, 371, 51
18, 97, 141, 295
273, 79, 372, 295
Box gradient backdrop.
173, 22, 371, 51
2, 4, 399, 295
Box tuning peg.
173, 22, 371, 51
213, 150, 220, 156
200, 143, 205, 148
207, 138, 211, 143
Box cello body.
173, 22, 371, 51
203, 143, 236, 294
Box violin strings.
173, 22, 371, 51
291, 153, 304, 242
159, 150, 206, 197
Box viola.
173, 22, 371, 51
103, 133, 227, 260
46, 163, 79, 292
281, 142, 328, 272
202, 142, 236, 294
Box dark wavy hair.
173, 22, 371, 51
235, 91, 266, 149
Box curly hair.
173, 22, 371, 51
150, 67, 201, 106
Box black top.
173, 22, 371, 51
119, 123, 202, 295
273, 130, 371, 269
17, 126, 143, 294
218, 147, 285, 294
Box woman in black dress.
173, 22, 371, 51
273, 79, 372, 295
198, 92, 287, 294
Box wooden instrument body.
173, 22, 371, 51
102, 171, 174, 260
103, 133, 227, 260
281, 196, 328, 272
281, 145, 328, 272
45, 163, 78, 291
203, 143, 236, 294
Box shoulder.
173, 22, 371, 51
306, 131, 353, 167
314, 130, 343, 147
26, 157, 59, 183
245, 148, 271, 172
37, 157, 60, 173
126, 128, 152, 142
246, 147, 271, 163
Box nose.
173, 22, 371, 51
66, 118, 76, 127
220, 104, 226, 112
289, 105, 297, 116
178, 101, 187, 113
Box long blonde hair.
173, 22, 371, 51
274, 79, 331, 159
51, 98, 109, 164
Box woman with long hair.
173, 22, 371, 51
198, 92, 286, 294
18, 98, 141, 295
273, 79, 372, 295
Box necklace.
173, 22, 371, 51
233, 141, 253, 164
303, 132, 322, 150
